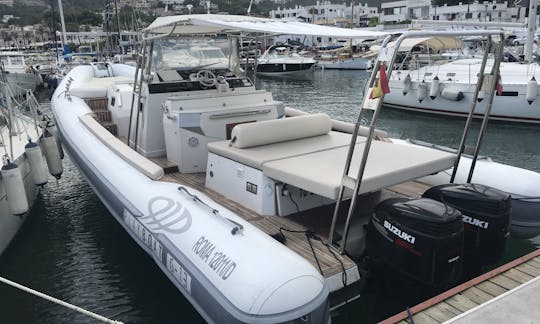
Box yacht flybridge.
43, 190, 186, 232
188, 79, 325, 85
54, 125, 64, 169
51, 15, 519, 323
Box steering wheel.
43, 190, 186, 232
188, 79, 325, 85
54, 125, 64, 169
196, 69, 217, 87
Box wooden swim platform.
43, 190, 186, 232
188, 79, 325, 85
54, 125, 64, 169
380, 249, 540, 324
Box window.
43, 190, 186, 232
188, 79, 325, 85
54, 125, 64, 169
110, 96, 116, 107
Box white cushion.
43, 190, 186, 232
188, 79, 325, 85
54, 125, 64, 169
231, 113, 332, 148
71, 76, 132, 99
79, 114, 164, 180
284, 107, 388, 138
208, 131, 362, 170
263, 142, 456, 200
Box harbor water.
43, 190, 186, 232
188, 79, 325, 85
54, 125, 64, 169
1, 69, 539, 323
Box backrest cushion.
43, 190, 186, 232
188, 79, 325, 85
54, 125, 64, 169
231, 113, 332, 148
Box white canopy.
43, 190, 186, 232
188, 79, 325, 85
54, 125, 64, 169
387, 36, 463, 52
145, 14, 388, 39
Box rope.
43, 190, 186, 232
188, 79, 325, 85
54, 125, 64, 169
406, 307, 415, 324
0, 276, 124, 324
278, 227, 348, 287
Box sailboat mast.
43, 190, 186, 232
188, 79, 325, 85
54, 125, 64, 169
57, 0, 68, 52
50, 0, 59, 61
525, 0, 537, 63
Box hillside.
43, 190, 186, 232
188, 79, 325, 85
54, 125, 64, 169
13, 0, 393, 11
14, 0, 106, 9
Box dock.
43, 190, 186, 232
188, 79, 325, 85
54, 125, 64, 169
380, 249, 540, 324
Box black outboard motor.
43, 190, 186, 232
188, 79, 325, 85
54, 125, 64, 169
423, 183, 511, 265
366, 198, 464, 287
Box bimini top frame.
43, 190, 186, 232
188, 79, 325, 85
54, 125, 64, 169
144, 14, 389, 39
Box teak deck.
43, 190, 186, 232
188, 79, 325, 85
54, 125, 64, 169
380, 249, 540, 324
162, 171, 357, 281
157, 155, 433, 286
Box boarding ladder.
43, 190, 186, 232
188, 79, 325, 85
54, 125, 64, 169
328, 30, 505, 254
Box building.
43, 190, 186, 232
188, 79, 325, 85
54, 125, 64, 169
270, 1, 378, 27
381, 1, 522, 24
0, 0, 14, 6
430, 1, 519, 23
380, 0, 430, 23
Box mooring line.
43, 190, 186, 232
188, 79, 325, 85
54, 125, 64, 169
0, 276, 124, 324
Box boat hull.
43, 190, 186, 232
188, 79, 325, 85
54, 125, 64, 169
52, 65, 330, 324
0, 154, 40, 255
318, 57, 371, 70
384, 81, 540, 123
384, 60, 540, 124
256, 62, 316, 77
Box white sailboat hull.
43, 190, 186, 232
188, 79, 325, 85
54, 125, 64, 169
0, 155, 40, 255
384, 60, 540, 123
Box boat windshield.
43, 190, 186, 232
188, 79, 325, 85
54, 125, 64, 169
152, 38, 230, 72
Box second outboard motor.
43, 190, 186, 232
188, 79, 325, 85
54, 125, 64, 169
366, 198, 464, 287
423, 183, 511, 265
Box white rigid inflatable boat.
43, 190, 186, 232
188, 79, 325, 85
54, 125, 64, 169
52, 64, 329, 323
51, 17, 540, 322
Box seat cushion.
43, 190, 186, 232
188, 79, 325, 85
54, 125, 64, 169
71, 76, 132, 98
207, 131, 362, 170
262, 141, 456, 200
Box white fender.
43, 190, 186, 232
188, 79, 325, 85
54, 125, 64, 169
45, 123, 64, 160
24, 140, 48, 186
1, 160, 29, 215
417, 81, 427, 103
42, 130, 63, 179
429, 76, 440, 99
402, 74, 412, 95
526, 76, 537, 104
477, 90, 485, 102
440, 88, 464, 101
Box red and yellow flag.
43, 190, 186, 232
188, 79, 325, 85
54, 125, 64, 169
369, 63, 390, 99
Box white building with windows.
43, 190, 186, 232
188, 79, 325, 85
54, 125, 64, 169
380, 0, 430, 23
429, 1, 519, 23
270, 1, 378, 27
381, 1, 522, 24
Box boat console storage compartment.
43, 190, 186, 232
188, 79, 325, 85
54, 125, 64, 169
162, 91, 280, 173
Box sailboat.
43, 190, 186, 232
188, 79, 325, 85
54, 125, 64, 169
0, 71, 62, 255
383, 2, 540, 123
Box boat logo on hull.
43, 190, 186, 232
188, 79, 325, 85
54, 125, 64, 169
138, 196, 192, 234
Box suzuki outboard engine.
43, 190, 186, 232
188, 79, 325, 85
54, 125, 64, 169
423, 183, 511, 265
367, 198, 464, 287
